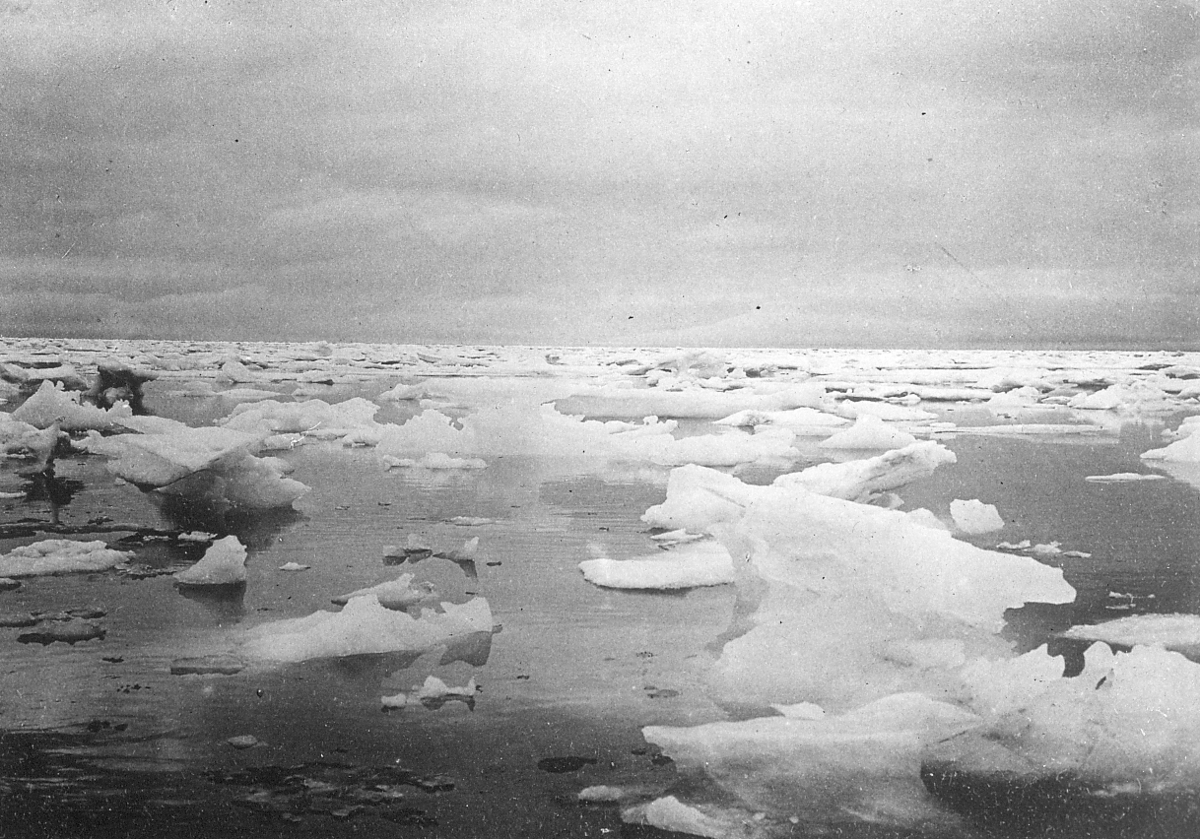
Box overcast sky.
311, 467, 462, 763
2, 0, 1198, 348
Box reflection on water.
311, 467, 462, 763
1, 346, 1200, 838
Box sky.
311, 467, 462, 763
2, 0, 1198, 349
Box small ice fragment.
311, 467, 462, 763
415, 675, 478, 707
227, 735, 261, 750
0, 491, 23, 499
278, 562, 310, 572
578, 785, 625, 803
0, 578, 21, 591
949, 499, 1005, 534
637, 796, 732, 839
995, 540, 1031, 551
381, 692, 409, 710
1030, 542, 1062, 557
1085, 472, 1166, 482
174, 536, 248, 586
1062, 550, 1092, 559
178, 531, 217, 543
446, 516, 495, 526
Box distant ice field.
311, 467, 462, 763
2, 338, 1200, 838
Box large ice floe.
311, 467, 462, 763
82, 417, 309, 511
620, 433, 1200, 834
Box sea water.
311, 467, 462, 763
1, 339, 1199, 838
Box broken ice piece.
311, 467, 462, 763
331, 572, 437, 611
1030, 542, 1062, 557
278, 562, 310, 572
178, 531, 218, 543
995, 540, 1032, 551
174, 536, 248, 586
446, 516, 495, 526
1084, 472, 1165, 482
950, 499, 1005, 534
381, 692, 409, 710
578, 785, 625, 803
227, 735, 262, 750
414, 675, 477, 708
434, 537, 479, 563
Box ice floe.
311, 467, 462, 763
12, 380, 132, 432
949, 499, 1005, 534
1061, 613, 1200, 655
84, 422, 309, 510
241, 595, 492, 662
0, 540, 131, 577
818, 415, 918, 450
174, 536, 248, 586
579, 541, 734, 590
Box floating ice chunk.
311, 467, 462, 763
949, 499, 1005, 534
0, 361, 87, 391
0, 540, 131, 577
995, 539, 1031, 551
1030, 541, 1062, 557
382, 452, 488, 470
278, 562, 310, 572
217, 359, 260, 383
178, 531, 217, 543
1085, 472, 1166, 482
983, 387, 1042, 417
414, 675, 477, 706
84, 426, 309, 510
331, 572, 438, 610
579, 541, 734, 590
555, 382, 827, 420
12, 380, 132, 431
629, 796, 737, 839
0, 417, 61, 467
227, 735, 261, 750
1141, 422, 1200, 462
435, 537, 479, 562
377, 381, 428, 402
170, 654, 246, 675
819, 415, 918, 450
777, 441, 957, 503
644, 694, 980, 829
376, 410, 474, 458
241, 595, 492, 662
1067, 381, 1175, 413
174, 536, 248, 586
222, 397, 384, 445
643, 443, 958, 533
835, 400, 936, 422
705, 488, 1074, 710
577, 785, 625, 803
714, 407, 848, 434
930, 644, 1200, 792
1061, 614, 1200, 655
446, 516, 495, 527
380, 692, 409, 709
